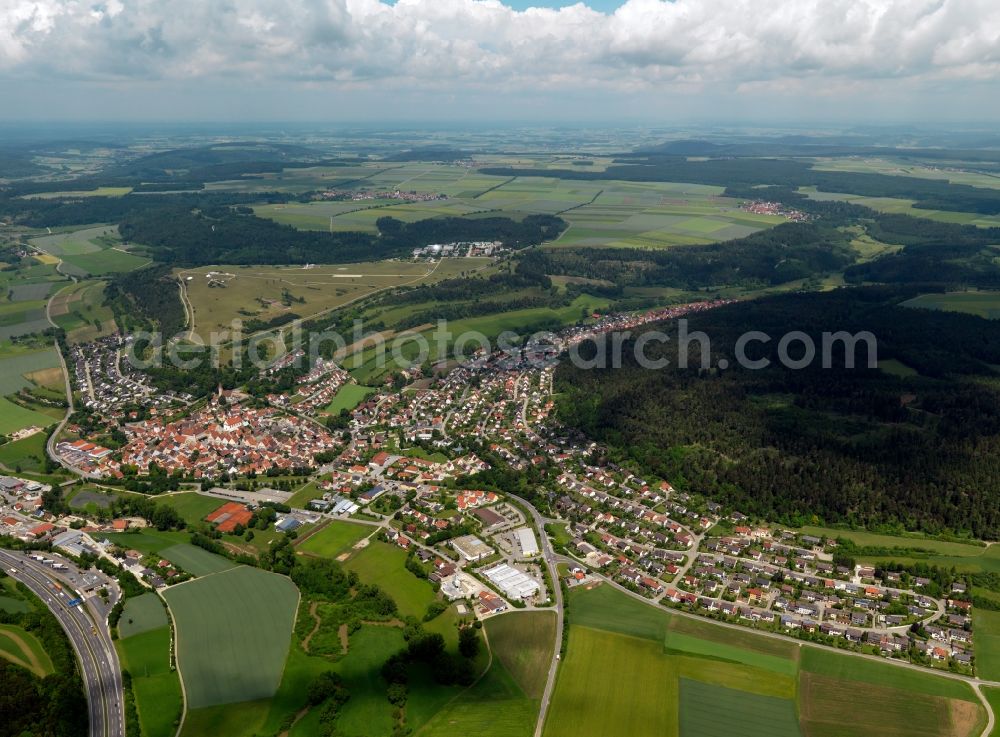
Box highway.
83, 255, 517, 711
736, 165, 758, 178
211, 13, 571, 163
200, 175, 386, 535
0, 550, 125, 737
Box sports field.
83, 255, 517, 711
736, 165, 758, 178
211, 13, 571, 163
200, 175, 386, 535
163, 565, 299, 708
117, 624, 183, 737
297, 519, 371, 558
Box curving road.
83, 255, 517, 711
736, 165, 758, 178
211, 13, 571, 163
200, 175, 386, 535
0, 550, 124, 737
509, 494, 564, 737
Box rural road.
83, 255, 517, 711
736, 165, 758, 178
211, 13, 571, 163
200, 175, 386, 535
43, 281, 83, 477
509, 493, 564, 737
0, 550, 125, 737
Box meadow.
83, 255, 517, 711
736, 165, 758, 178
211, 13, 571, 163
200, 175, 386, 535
0, 345, 63, 435
0, 429, 50, 469
972, 609, 1000, 682
0, 623, 54, 677
117, 592, 169, 638
117, 622, 183, 737
155, 492, 231, 526
177, 260, 465, 340
343, 540, 437, 620
901, 291, 1000, 320
485, 611, 557, 699
159, 543, 238, 577
322, 383, 376, 414
297, 519, 372, 559
163, 565, 299, 708
49, 280, 117, 342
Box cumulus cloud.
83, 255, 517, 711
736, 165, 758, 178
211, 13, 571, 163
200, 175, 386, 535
0, 0, 997, 93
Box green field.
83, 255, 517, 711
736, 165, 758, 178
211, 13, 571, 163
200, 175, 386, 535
118, 625, 183, 737
0, 347, 62, 434
163, 565, 299, 708
800, 188, 1000, 228
485, 611, 557, 699
545, 626, 677, 737
156, 492, 230, 525
118, 593, 169, 638
49, 280, 117, 342
103, 529, 192, 554
901, 292, 1000, 320
159, 543, 238, 577
551, 584, 982, 737
0, 623, 54, 677
0, 577, 31, 614
973, 609, 1000, 681
297, 520, 371, 558
679, 679, 802, 737
322, 384, 376, 414
0, 430, 50, 469
343, 541, 436, 619
61, 248, 150, 275
415, 657, 536, 737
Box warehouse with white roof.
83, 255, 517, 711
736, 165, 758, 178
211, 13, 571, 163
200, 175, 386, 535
483, 563, 540, 600
514, 527, 540, 557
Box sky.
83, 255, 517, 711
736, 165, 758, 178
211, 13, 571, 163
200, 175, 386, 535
1, 0, 999, 124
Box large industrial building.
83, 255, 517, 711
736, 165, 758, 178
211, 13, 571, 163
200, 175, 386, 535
514, 527, 539, 557
483, 563, 540, 600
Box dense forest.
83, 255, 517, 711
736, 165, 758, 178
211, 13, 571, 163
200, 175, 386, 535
118, 207, 565, 266
105, 265, 188, 338
555, 287, 1000, 537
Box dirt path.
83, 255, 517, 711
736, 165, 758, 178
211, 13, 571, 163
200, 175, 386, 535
338, 624, 349, 655
300, 602, 322, 653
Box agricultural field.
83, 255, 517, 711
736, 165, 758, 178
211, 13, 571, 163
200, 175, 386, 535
901, 291, 1000, 320
158, 543, 238, 577
177, 260, 463, 340
679, 679, 801, 737
21, 187, 133, 199
249, 163, 787, 249
0, 430, 50, 470
28, 224, 150, 277
0, 623, 54, 677
810, 157, 1000, 190
48, 280, 117, 342
117, 593, 169, 638
163, 565, 299, 708
414, 657, 536, 737
547, 584, 983, 737
0, 346, 62, 435
103, 529, 192, 555
297, 519, 372, 559
800, 188, 1000, 228
117, 624, 183, 737
972, 610, 1000, 681
485, 611, 557, 699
